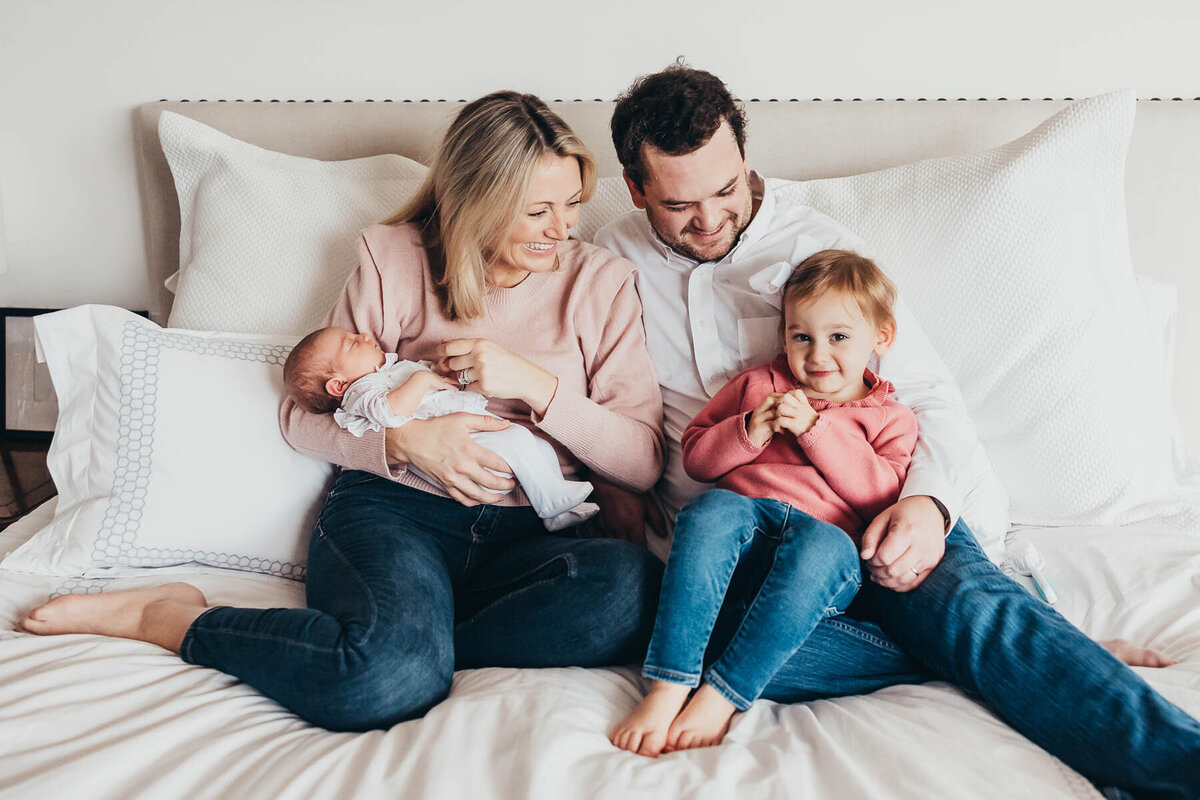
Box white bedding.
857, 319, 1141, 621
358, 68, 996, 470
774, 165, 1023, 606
3, 500, 1197, 799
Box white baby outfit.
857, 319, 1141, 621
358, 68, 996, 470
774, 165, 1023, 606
334, 355, 598, 531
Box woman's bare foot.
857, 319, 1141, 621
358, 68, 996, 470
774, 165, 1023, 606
611, 681, 691, 757
1101, 639, 1177, 668
664, 682, 737, 752
17, 583, 209, 652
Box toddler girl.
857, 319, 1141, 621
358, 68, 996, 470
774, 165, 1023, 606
611, 249, 918, 756
284, 326, 598, 530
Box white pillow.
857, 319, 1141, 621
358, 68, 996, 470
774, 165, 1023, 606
772, 90, 1179, 527
161, 111, 427, 335
1, 306, 332, 579
574, 176, 636, 243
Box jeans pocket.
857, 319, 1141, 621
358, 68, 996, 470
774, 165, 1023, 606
328, 470, 381, 498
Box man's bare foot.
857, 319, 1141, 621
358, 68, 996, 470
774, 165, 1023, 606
18, 583, 208, 652
611, 681, 691, 757
1101, 639, 1177, 668
664, 682, 737, 752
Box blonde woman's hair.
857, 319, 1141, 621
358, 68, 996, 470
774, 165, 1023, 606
781, 249, 898, 330
384, 91, 597, 321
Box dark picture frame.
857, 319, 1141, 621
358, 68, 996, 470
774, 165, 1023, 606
1, 307, 150, 442
2, 308, 58, 443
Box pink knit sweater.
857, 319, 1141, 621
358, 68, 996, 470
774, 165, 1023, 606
280, 223, 665, 505
682, 355, 918, 538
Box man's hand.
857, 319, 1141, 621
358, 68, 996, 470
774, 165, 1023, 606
385, 413, 516, 506
773, 389, 818, 437
584, 478, 662, 548
860, 495, 947, 591
746, 393, 782, 447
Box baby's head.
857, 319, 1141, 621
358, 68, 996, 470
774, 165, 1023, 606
780, 249, 898, 401
284, 327, 386, 413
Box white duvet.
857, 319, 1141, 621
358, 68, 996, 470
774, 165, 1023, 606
1, 500, 1198, 800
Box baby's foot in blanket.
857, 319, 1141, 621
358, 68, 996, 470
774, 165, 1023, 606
611, 681, 690, 757
18, 583, 207, 647
664, 682, 736, 752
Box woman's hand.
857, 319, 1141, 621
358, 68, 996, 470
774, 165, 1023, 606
432, 338, 559, 416
385, 414, 516, 505
774, 390, 819, 437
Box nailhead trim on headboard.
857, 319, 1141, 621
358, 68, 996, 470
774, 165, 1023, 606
158, 96, 1200, 104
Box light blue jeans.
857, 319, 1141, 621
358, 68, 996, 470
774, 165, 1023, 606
644, 489, 862, 710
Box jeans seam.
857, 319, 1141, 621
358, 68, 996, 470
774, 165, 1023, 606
314, 520, 379, 644
822, 616, 903, 652
454, 554, 577, 631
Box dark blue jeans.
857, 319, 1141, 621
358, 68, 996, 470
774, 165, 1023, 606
758, 519, 1200, 798
644, 490, 861, 710
179, 471, 662, 731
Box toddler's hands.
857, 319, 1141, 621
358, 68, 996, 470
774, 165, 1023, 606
774, 390, 818, 437
746, 394, 782, 447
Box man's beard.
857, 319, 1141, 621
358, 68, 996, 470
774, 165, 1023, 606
649, 196, 753, 263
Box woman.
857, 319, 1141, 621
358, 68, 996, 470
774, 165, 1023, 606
21, 91, 666, 731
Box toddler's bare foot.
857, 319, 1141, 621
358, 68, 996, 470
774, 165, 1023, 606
610, 681, 691, 757
664, 682, 737, 752
1101, 638, 1177, 668
18, 583, 208, 652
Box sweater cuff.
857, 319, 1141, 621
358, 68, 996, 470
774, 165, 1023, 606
532, 386, 603, 464
735, 412, 770, 454
351, 428, 406, 480
797, 414, 830, 449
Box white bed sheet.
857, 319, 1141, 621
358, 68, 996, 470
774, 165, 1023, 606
2, 499, 1197, 800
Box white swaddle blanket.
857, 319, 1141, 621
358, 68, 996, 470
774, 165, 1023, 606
334, 355, 598, 530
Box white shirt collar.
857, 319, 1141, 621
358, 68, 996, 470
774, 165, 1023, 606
649, 170, 773, 267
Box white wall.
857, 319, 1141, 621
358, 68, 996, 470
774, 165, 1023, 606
0, 0, 1196, 311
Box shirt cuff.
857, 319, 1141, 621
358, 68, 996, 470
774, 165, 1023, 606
898, 464, 961, 534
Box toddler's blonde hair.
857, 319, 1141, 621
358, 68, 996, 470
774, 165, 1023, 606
781, 249, 897, 329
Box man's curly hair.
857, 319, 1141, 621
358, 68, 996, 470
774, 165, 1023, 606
611, 59, 748, 190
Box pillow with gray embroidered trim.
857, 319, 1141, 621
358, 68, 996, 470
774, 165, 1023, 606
0, 306, 332, 579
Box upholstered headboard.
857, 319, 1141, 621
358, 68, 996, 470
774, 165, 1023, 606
132, 97, 1200, 449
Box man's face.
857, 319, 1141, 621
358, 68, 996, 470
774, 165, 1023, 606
625, 121, 753, 263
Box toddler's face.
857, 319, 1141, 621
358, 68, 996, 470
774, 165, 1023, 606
782, 290, 893, 402
320, 328, 386, 384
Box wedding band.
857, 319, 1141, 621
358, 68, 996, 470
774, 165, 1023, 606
458, 368, 472, 386
910, 568, 921, 576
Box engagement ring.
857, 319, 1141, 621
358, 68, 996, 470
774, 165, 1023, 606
458, 368, 473, 386
911, 568, 921, 576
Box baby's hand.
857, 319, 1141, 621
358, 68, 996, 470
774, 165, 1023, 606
774, 390, 818, 437
422, 370, 460, 392
746, 393, 782, 447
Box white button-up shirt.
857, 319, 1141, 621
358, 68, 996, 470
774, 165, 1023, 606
596, 173, 978, 545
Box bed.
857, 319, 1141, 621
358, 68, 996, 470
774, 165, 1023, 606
0, 93, 1198, 799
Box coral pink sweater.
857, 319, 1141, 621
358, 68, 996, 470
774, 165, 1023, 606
280, 224, 665, 505
682, 356, 918, 538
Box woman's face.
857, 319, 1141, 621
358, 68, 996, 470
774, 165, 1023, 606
489, 155, 583, 287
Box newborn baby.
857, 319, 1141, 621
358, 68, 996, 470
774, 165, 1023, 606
284, 326, 598, 531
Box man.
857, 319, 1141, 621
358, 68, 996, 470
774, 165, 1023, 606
594, 62, 1199, 797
